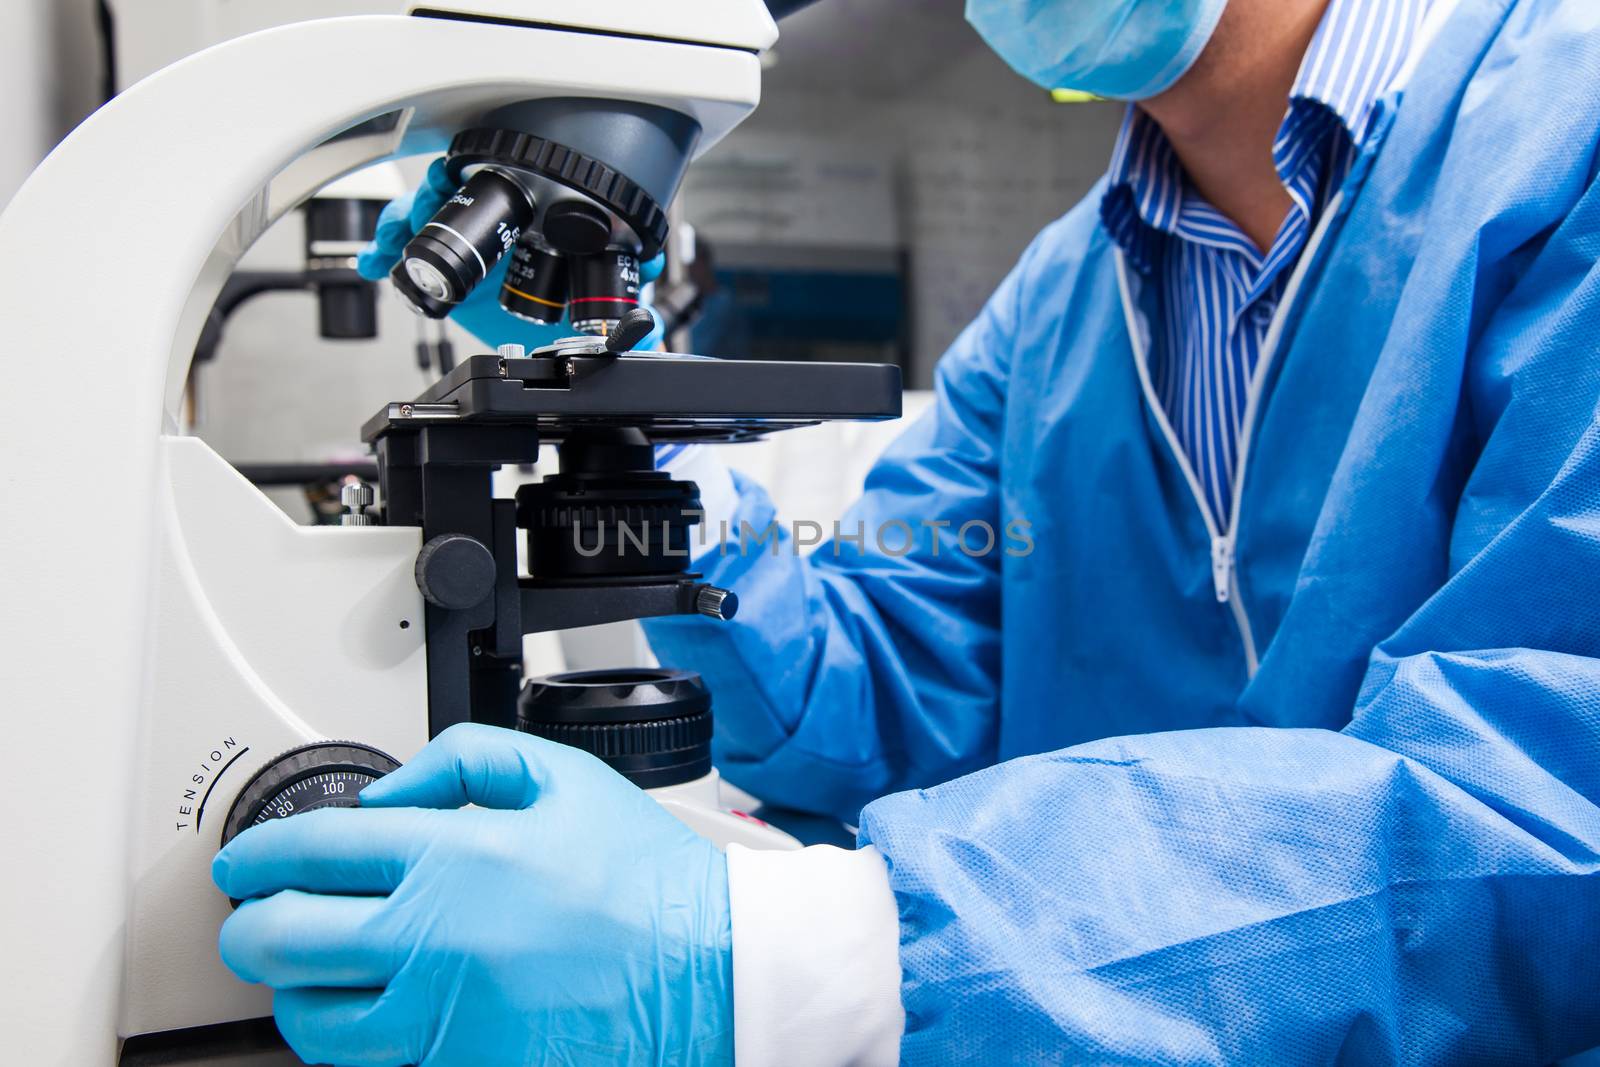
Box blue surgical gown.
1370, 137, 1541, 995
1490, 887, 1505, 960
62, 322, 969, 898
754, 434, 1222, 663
646, 0, 1600, 1060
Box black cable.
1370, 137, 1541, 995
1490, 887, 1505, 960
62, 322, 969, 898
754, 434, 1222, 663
765, 0, 825, 19
234, 461, 380, 487
96, 0, 118, 103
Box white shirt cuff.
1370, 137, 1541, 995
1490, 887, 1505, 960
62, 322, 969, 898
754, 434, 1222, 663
726, 843, 905, 1067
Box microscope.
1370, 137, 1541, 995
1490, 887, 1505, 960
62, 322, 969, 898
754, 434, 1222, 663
0, 2, 896, 1062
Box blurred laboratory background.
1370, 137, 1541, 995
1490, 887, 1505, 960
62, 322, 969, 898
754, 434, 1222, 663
1, 0, 1118, 666
2, 0, 1118, 443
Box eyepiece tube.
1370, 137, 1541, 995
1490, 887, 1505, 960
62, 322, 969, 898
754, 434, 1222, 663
390, 170, 533, 318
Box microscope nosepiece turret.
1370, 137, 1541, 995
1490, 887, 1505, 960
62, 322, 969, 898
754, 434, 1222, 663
391, 98, 700, 329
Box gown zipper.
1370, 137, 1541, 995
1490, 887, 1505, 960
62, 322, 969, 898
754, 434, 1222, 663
1105, 0, 1453, 676
1115, 195, 1344, 677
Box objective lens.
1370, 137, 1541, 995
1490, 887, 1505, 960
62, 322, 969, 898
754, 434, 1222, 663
499, 239, 569, 325
568, 250, 642, 336
390, 169, 533, 318
406, 259, 452, 302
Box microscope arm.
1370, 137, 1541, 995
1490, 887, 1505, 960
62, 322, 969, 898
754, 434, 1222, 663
0, 12, 763, 1060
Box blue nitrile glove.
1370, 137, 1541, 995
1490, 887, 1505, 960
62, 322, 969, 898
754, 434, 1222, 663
212, 724, 733, 1067
358, 158, 666, 351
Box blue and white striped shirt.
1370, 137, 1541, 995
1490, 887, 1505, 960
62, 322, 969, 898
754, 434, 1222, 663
1101, 0, 1429, 526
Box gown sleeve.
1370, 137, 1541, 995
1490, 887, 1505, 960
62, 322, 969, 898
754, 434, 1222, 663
642, 215, 1080, 822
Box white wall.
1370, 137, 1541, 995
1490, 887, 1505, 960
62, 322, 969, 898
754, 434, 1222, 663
192, 5, 1124, 462
3, 0, 1123, 479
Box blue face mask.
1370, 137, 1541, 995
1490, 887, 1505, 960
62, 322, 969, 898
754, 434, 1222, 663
965, 0, 1230, 101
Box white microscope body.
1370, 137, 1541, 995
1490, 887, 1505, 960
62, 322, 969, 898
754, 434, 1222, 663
0, 3, 792, 1060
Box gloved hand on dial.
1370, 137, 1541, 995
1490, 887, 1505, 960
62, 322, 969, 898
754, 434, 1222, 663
212, 724, 734, 1067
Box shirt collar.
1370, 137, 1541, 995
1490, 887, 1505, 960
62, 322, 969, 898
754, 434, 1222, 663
1101, 108, 1179, 272
1102, 0, 1431, 273
1291, 0, 1430, 144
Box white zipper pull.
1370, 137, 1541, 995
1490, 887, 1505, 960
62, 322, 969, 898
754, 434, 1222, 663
1211, 536, 1234, 603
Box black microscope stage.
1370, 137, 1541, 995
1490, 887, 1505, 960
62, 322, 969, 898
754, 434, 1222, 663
361, 351, 903, 445
361, 348, 903, 736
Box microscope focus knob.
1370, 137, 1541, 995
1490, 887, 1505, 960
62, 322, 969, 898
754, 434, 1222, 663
415, 534, 497, 611
340, 482, 375, 509
340, 481, 376, 527
220, 742, 401, 848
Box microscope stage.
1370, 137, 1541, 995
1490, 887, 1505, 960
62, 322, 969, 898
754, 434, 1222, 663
361, 353, 903, 445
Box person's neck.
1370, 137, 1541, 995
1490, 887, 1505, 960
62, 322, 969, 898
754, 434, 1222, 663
1138, 0, 1329, 253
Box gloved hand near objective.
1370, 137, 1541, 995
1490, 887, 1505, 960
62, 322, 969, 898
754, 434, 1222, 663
357, 157, 667, 352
